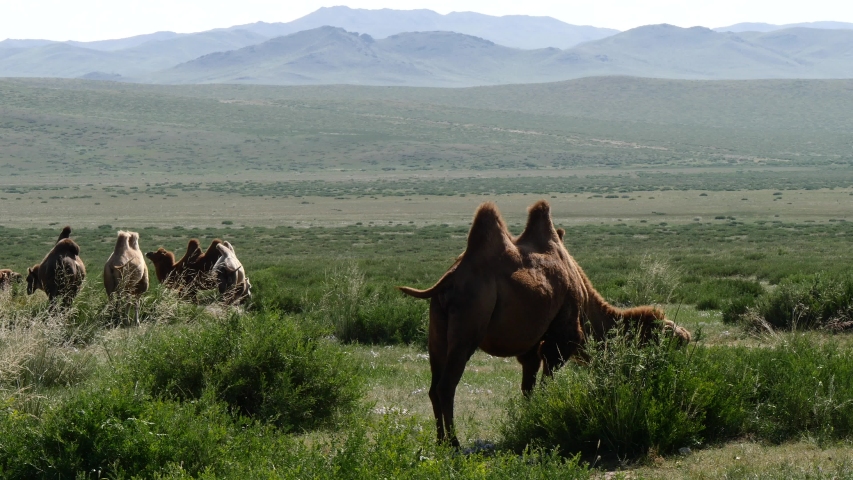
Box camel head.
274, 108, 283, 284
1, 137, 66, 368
26, 265, 40, 295
146, 248, 176, 283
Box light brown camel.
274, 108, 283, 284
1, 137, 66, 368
0, 269, 22, 290
146, 239, 223, 299
398, 200, 690, 446
104, 231, 149, 323
26, 227, 86, 309
213, 241, 251, 305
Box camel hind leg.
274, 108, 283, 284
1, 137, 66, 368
432, 287, 495, 447
426, 297, 449, 443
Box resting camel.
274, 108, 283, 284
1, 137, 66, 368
213, 241, 252, 305
0, 269, 22, 290
26, 226, 86, 309
146, 239, 222, 299
398, 201, 690, 446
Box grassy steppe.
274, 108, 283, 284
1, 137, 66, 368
1, 77, 853, 477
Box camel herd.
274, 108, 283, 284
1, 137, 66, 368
0, 226, 252, 310
1, 200, 691, 446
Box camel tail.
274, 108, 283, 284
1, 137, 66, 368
397, 286, 436, 299
397, 268, 456, 299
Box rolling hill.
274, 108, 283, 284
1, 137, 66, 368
0, 30, 269, 78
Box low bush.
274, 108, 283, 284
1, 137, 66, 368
502, 333, 853, 457
1, 402, 592, 479
118, 312, 363, 431
0, 381, 240, 478
750, 274, 853, 331
682, 277, 765, 312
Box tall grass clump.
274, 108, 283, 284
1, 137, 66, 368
0, 290, 96, 416
746, 273, 853, 331
619, 255, 681, 306
502, 333, 853, 458
117, 312, 362, 431
315, 264, 427, 345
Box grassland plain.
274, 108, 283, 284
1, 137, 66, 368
2, 77, 853, 477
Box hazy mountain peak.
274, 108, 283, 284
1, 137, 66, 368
716, 21, 853, 33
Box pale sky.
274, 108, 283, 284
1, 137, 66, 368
2, 0, 852, 42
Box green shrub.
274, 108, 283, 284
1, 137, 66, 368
502, 333, 709, 457
119, 312, 362, 431
749, 274, 853, 330
0, 383, 235, 479
315, 265, 427, 345
502, 334, 853, 458
619, 255, 681, 306
683, 278, 765, 312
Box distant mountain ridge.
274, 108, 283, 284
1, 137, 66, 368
148, 25, 853, 86
2, 7, 853, 87
223, 6, 618, 49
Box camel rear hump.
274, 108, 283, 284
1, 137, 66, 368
52, 238, 81, 257
56, 226, 72, 243
515, 200, 559, 247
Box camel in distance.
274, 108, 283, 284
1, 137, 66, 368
146, 238, 223, 300
213, 241, 252, 305
0, 269, 22, 290
398, 200, 690, 446
26, 226, 86, 309
104, 231, 149, 297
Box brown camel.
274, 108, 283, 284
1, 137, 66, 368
398, 200, 690, 446
146, 239, 222, 299
0, 269, 22, 290
26, 227, 86, 309
146, 239, 201, 286
213, 241, 251, 305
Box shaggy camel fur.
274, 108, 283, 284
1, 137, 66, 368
399, 201, 690, 446
0, 269, 22, 290
104, 231, 149, 296
27, 227, 86, 309
146, 239, 223, 299
213, 241, 252, 305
